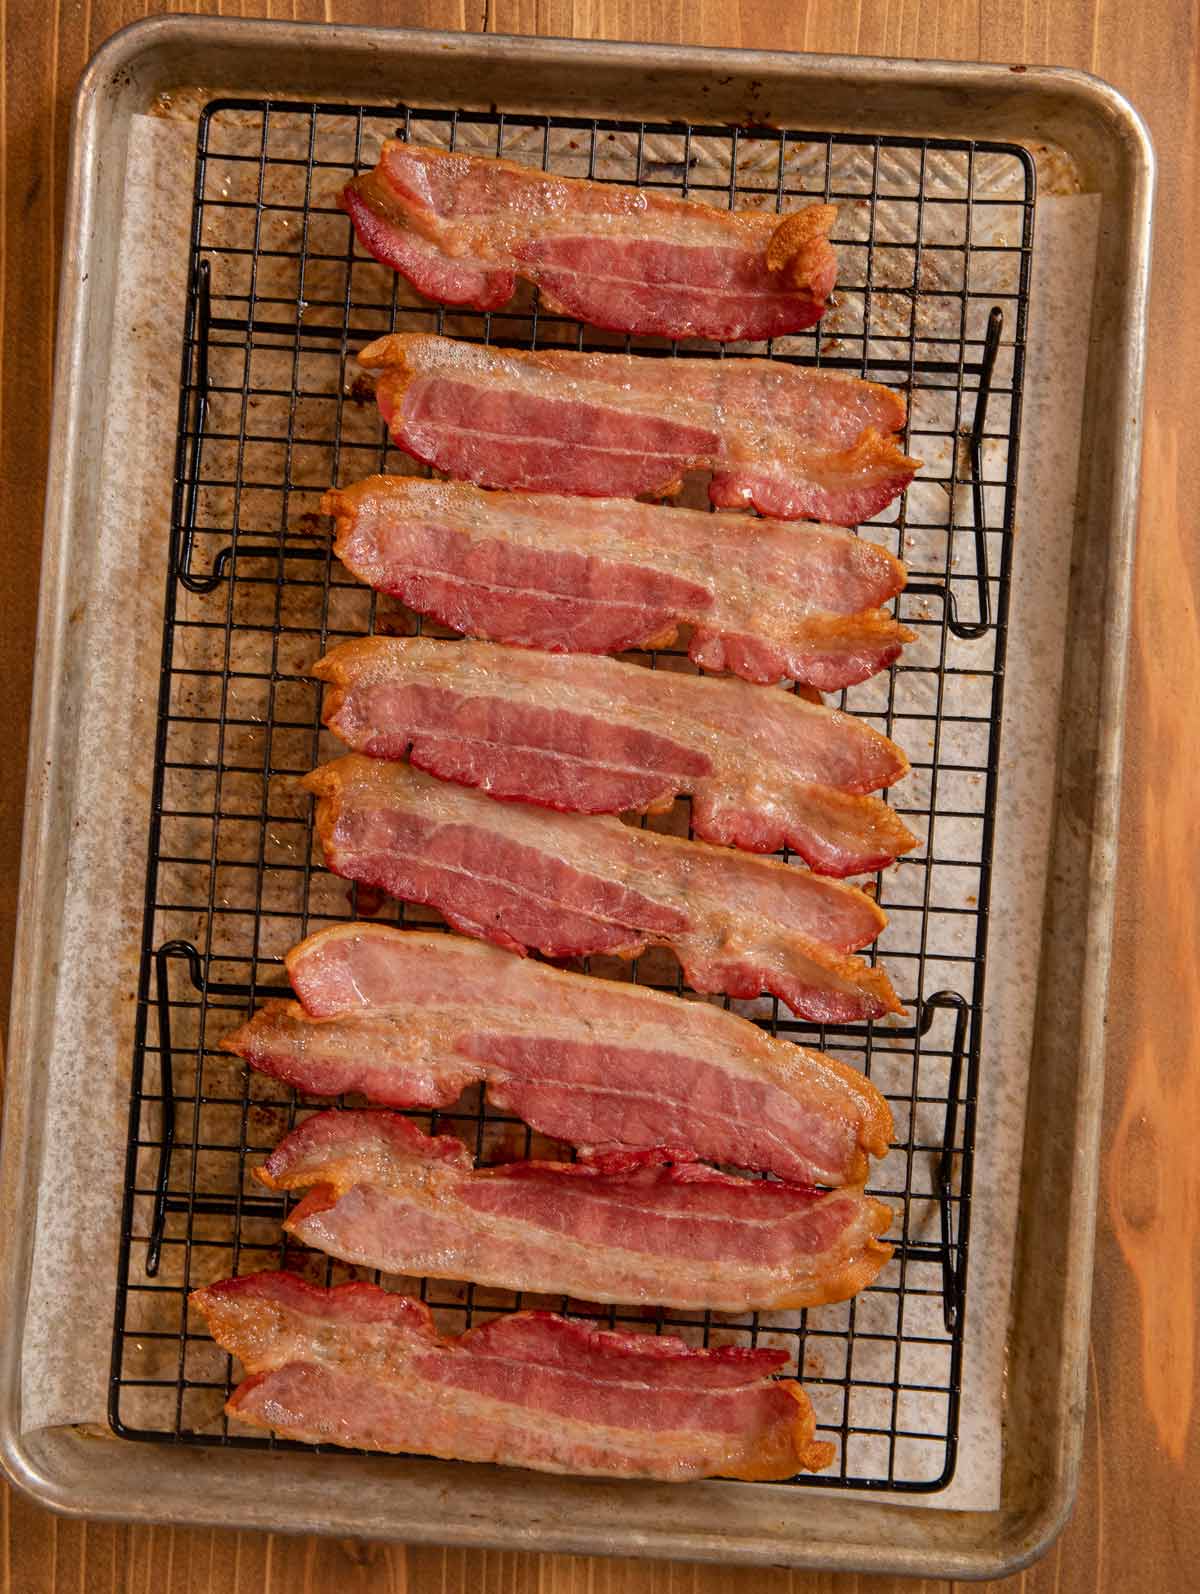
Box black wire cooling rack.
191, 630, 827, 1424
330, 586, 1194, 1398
109, 97, 1034, 1493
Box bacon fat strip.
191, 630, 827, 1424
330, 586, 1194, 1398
359, 333, 920, 526
305, 755, 902, 1024
223, 924, 894, 1187
340, 141, 838, 343
313, 637, 917, 877
258, 1110, 894, 1312
192, 1271, 835, 1480
324, 476, 914, 690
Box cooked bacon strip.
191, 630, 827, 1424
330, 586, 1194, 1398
305, 755, 901, 1023
224, 924, 894, 1186
359, 334, 920, 525
259, 1110, 894, 1311
340, 141, 838, 343
192, 1271, 834, 1479
314, 637, 916, 877
324, 477, 913, 689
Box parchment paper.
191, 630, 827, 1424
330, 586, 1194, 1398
19, 116, 195, 1433
18, 112, 1100, 1515
905, 189, 1102, 1508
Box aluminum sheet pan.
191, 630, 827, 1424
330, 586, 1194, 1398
0, 16, 1152, 1578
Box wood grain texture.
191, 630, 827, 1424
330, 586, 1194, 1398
0, 0, 1196, 1589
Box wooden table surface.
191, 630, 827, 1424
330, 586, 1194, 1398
1, 1, 1196, 1590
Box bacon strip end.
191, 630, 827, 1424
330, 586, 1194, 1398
766, 204, 838, 298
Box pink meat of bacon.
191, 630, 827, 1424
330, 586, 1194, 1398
339, 140, 838, 343
313, 637, 917, 877
305, 755, 902, 1024
358, 333, 920, 526
192, 1270, 834, 1480
223, 924, 895, 1187
324, 476, 914, 690
258, 1110, 894, 1312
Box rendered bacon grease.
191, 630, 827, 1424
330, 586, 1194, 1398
340, 141, 837, 343
360, 333, 920, 525
258, 1110, 894, 1312
325, 476, 913, 689
305, 755, 902, 1023
223, 924, 894, 1188
314, 637, 917, 877
192, 1271, 835, 1480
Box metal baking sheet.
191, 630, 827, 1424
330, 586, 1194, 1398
0, 16, 1152, 1578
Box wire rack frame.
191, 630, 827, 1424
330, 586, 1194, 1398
108, 96, 1035, 1495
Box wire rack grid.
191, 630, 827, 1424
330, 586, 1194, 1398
109, 96, 1035, 1494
